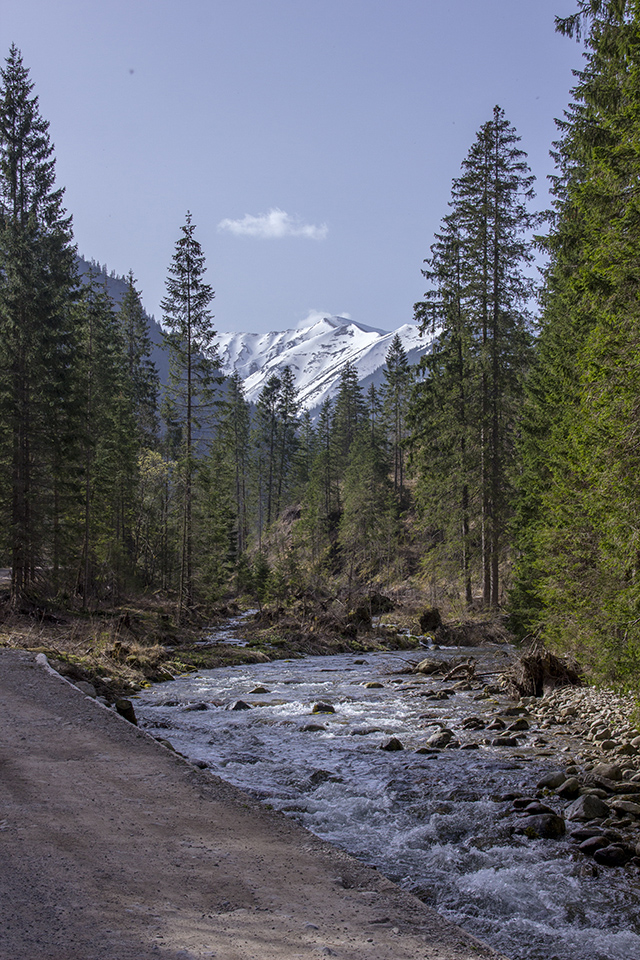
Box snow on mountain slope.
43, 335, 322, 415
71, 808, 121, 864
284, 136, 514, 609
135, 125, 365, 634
217, 316, 433, 411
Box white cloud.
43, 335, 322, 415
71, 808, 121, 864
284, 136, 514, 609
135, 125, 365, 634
218, 207, 328, 240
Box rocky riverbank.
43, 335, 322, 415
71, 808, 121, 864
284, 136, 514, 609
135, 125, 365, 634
405, 655, 640, 872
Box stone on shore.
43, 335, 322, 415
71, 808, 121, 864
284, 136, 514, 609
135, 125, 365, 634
565, 794, 610, 820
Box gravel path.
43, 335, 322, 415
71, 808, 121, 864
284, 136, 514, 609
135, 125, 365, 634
0, 650, 506, 960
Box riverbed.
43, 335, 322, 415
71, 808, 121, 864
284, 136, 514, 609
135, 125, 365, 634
133, 644, 640, 960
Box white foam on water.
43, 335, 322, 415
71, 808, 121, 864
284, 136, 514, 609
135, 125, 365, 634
135, 651, 640, 960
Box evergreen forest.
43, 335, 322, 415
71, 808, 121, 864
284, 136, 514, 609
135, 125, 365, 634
3, 2, 640, 690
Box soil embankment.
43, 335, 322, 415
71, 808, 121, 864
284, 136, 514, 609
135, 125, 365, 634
0, 649, 506, 960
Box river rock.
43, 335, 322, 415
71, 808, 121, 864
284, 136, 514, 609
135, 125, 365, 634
301, 723, 326, 732
593, 844, 632, 866
565, 794, 610, 820
492, 736, 519, 747
312, 702, 335, 714
75, 680, 97, 698
461, 716, 485, 730
537, 771, 566, 790
183, 701, 209, 711
570, 826, 604, 842
115, 698, 137, 725
515, 814, 565, 840
508, 718, 530, 731
579, 836, 609, 856
556, 777, 581, 800
609, 799, 640, 817
364, 681, 384, 688
487, 719, 506, 730
230, 700, 252, 711
380, 737, 404, 751
522, 802, 555, 815
249, 686, 270, 694
415, 658, 446, 675
426, 728, 454, 748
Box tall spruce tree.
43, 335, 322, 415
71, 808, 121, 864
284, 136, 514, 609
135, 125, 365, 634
161, 212, 218, 617
331, 361, 367, 489
410, 211, 478, 602
0, 45, 80, 604
77, 272, 140, 602
411, 107, 536, 607
253, 373, 281, 537
381, 333, 412, 500
510, 1, 640, 682
117, 271, 159, 443
218, 371, 251, 557
275, 366, 300, 517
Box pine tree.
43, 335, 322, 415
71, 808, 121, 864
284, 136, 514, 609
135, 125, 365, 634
298, 399, 335, 567
410, 107, 537, 607
254, 373, 281, 537
117, 271, 159, 443
510, 1, 640, 682
218, 371, 250, 556
274, 366, 299, 517
0, 45, 80, 604
331, 361, 367, 489
161, 212, 218, 617
339, 432, 394, 594
381, 333, 412, 500
411, 211, 479, 602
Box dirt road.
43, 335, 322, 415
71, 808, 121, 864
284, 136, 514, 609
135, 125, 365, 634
0, 649, 506, 960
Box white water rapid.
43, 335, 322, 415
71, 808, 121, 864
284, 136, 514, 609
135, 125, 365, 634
133, 645, 640, 960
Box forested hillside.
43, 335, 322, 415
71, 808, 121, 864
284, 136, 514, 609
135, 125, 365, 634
2, 3, 640, 689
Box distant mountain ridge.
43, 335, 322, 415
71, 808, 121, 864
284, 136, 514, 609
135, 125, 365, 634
76, 258, 433, 413
217, 316, 432, 413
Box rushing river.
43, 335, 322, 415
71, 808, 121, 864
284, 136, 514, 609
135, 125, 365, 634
133, 641, 640, 960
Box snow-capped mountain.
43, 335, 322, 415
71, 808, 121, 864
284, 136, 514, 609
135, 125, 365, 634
76, 259, 434, 413
217, 316, 433, 412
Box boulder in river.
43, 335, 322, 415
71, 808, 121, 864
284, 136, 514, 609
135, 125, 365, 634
380, 737, 404, 752
415, 657, 446, 675
565, 794, 610, 820
593, 844, 632, 867
515, 814, 566, 840
579, 836, 609, 856
312, 702, 336, 714
537, 771, 567, 790
556, 777, 581, 800
426, 728, 454, 748
609, 799, 640, 817
461, 716, 485, 730
592, 763, 623, 781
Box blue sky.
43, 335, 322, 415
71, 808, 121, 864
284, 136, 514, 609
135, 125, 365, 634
2, 0, 583, 333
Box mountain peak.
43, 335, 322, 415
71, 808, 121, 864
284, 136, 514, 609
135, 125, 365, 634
217, 316, 434, 413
